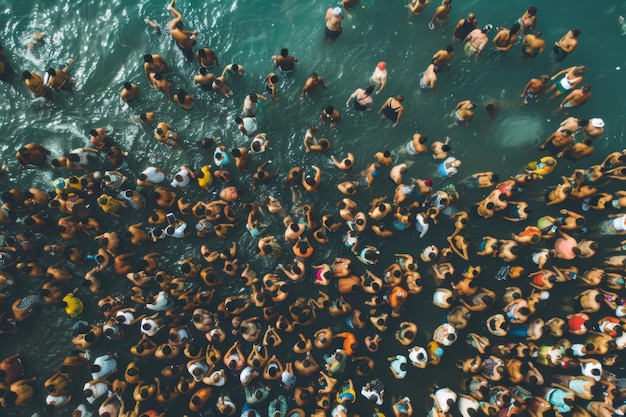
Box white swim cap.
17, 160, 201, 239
332, 7, 342, 16
590, 118, 605, 128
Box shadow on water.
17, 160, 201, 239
490, 113, 545, 148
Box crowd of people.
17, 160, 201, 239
1, 1, 626, 417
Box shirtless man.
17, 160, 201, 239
431, 137, 451, 159
143, 54, 170, 78
325, 7, 343, 41
370, 62, 387, 95
418, 63, 440, 92
196, 48, 220, 69
428, 0, 451, 30
45, 60, 74, 92
342, 0, 360, 18
559, 85, 591, 112
463, 25, 492, 58
221, 63, 245, 78
195, 68, 216, 87
167, 1, 198, 53
517, 6, 537, 35
451, 100, 475, 126
552, 28, 580, 63
120, 82, 140, 103
431, 45, 454, 68
520, 75, 549, 105
402, 133, 429, 155
564, 139, 594, 161
389, 163, 408, 185
272, 48, 298, 72
213, 77, 233, 98
23, 70, 51, 99
521, 30, 545, 59
301, 73, 327, 99
492, 23, 520, 53
16, 143, 51, 168
148, 72, 171, 100
408, 0, 429, 16
539, 129, 574, 155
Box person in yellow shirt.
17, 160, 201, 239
525, 156, 557, 178
196, 165, 213, 190
62, 290, 83, 317
97, 194, 126, 217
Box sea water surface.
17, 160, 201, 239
1, 0, 626, 416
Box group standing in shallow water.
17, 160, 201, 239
2, 2, 626, 417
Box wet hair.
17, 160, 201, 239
270, 74, 279, 83
396, 95, 404, 102
527, 6, 537, 15
442, 144, 451, 152
197, 49, 206, 58
176, 88, 187, 100
446, 44, 454, 52
365, 85, 375, 96
248, 93, 258, 103
325, 105, 334, 114
383, 150, 391, 157
571, 28, 581, 37
22, 71, 33, 79
123, 82, 132, 90
433, 64, 441, 73
235, 116, 243, 124
582, 85, 591, 93
144, 54, 153, 62
199, 137, 215, 148
231, 148, 241, 157
47, 68, 56, 77
280, 48, 288, 57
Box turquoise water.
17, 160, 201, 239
1, 0, 626, 415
